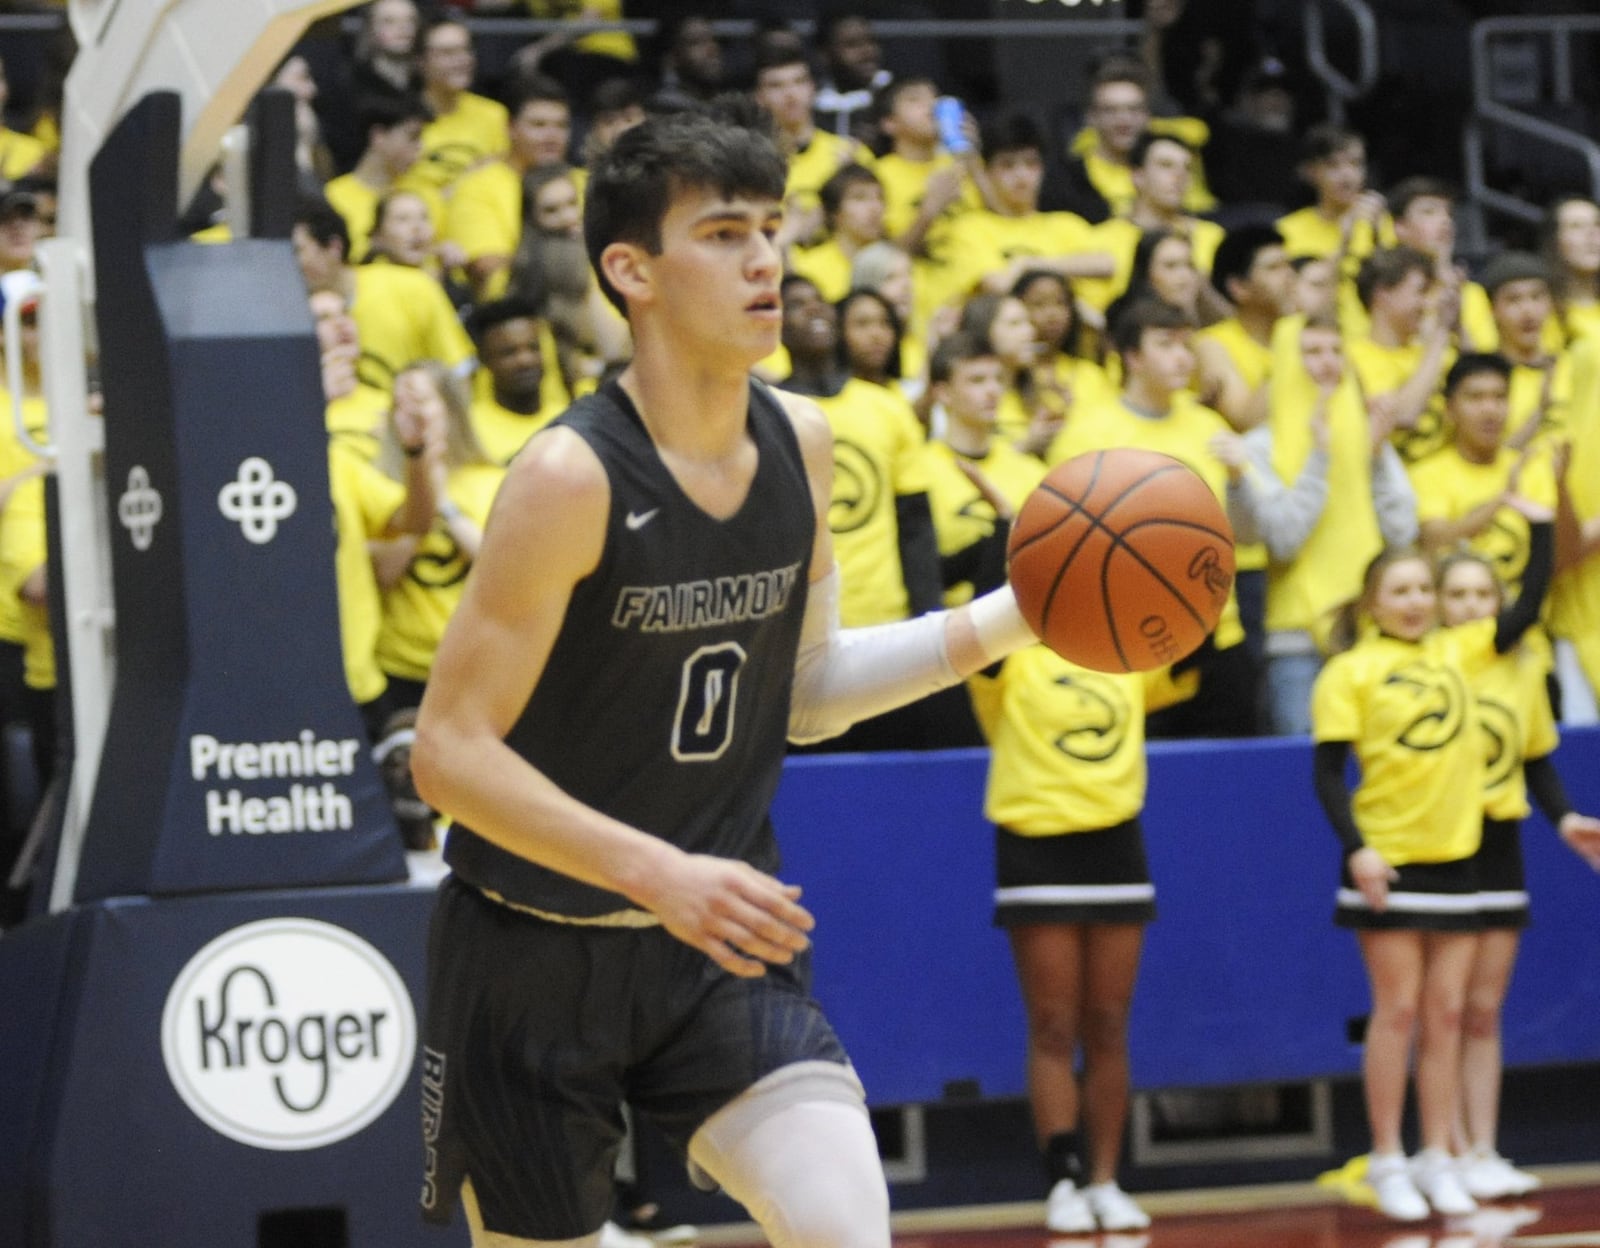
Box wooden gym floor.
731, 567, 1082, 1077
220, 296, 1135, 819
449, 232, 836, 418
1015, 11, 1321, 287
695, 1165, 1600, 1248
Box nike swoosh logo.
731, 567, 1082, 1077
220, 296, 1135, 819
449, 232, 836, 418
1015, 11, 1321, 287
625, 508, 660, 531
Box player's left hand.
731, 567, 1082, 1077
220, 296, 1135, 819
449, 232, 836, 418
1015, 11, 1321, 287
1559, 813, 1600, 871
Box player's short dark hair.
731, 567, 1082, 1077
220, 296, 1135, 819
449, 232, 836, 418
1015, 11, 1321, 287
1128, 128, 1193, 171
508, 74, 570, 118
1386, 176, 1457, 221
928, 330, 997, 385
357, 93, 432, 136
1443, 351, 1512, 398
294, 195, 350, 258
584, 105, 787, 314
1299, 122, 1363, 166
469, 297, 546, 345
1355, 245, 1434, 309
818, 162, 881, 224
1210, 224, 1285, 296
980, 114, 1044, 162
1108, 296, 1193, 357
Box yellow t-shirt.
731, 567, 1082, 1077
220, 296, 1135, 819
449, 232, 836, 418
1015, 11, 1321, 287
0, 128, 46, 181
874, 150, 984, 263
1262, 316, 1388, 641
996, 354, 1116, 447
786, 131, 873, 219
1548, 336, 1600, 691
414, 91, 510, 194
789, 238, 857, 304
443, 160, 521, 298
470, 394, 560, 466
377, 461, 505, 683
1276, 206, 1397, 336
349, 263, 474, 392
1470, 639, 1560, 823
324, 173, 443, 265
985, 645, 1149, 834
0, 389, 49, 645
924, 438, 1046, 607
1194, 316, 1274, 576
1068, 114, 1217, 216
926, 208, 1100, 314
325, 382, 393, 463
0, 472, 51, 689
1408, 446, 1557, 596
1077, 214, 1225, 314
329, 442, 406, 705
1311, 619, 1497, 865
1507, 352, 1573, 451
518, 0, 636, 61
812, 377, 934, 627
1046, 392, 1244, 650
1345, 333, 1455, 465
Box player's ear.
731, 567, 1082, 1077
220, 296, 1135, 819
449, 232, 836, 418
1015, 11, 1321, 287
600, 241, 652, 305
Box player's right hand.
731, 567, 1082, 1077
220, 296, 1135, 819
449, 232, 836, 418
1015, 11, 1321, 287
643, 853, 816, 978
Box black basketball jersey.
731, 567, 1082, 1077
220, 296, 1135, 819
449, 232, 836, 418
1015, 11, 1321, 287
444, 379, 816, 917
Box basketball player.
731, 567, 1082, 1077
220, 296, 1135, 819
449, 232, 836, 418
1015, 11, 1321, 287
410, 108, 1037, 1248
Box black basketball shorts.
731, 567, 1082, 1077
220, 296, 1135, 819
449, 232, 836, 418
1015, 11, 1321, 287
420, 875, 849, 1241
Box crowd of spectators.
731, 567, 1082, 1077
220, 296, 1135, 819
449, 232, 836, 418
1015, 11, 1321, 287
0, 1, 1594, 865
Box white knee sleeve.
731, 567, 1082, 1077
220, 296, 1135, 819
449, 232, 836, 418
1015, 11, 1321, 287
688, 1062, 891, 1248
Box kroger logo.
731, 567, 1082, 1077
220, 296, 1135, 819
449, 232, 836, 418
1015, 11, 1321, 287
161, 918, 416, 1150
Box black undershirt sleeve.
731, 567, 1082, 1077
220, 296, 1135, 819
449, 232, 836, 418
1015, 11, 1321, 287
1313, 740, 1366, 858
1523, 754, 1574, 828
1494, 522, 1553, 653
896, 492, 945, 617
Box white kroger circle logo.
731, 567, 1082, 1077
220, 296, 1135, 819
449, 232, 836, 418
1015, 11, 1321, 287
161, 917, 416, 1151
117, 464, 163, 551
219, 457, 297, 544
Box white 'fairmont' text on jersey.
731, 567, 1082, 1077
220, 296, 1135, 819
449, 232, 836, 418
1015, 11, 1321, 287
611, 563, 804, 633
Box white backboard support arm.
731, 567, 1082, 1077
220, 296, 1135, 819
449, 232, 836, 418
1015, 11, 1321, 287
42, 0, 362, 909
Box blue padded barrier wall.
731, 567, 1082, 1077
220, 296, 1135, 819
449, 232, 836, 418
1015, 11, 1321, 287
775, 726, 1600, 1106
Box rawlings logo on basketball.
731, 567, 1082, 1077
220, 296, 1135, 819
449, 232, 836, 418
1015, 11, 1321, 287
1188, 546, 1231, 599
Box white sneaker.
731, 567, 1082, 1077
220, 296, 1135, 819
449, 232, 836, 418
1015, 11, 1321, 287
1046, 1179, 1095, 1233
1083, 1181, 1151, 1231
1458, 1149, 1541, 1200
1368, 1151, 1430, 1221
1411, 1148, 1478, 1216
599, 1222, 655, 1248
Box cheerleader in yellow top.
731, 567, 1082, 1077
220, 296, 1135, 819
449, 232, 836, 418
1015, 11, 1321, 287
986, 644, 1182, 1235
1434, 551, 1600, 1201
1310, 514, 1551, 1222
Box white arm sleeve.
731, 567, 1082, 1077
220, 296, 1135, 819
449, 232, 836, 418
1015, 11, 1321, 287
787, 567, 1033, 744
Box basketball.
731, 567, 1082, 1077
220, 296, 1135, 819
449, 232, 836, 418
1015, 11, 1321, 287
1007, 448, 1235, 672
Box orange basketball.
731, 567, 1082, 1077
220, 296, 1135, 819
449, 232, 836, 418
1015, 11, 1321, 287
1007, 448, 1236, 672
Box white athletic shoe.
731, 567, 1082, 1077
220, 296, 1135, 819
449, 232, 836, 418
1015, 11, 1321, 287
1045, 1179, 1096, 1233
1083, 1181, 1151, 1231
1368, 1151, 1430, 1221
599, 1221, 656, 1248
1411, 1148, 1478, 1216
1458, 1149, 1541, 1200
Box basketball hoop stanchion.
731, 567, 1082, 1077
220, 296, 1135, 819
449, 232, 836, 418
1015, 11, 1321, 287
0, 3, 469, 1245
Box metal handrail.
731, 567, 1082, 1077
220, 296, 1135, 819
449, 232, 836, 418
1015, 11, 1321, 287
1304, 0, 1380, 124
1466, 15, 1600, 224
